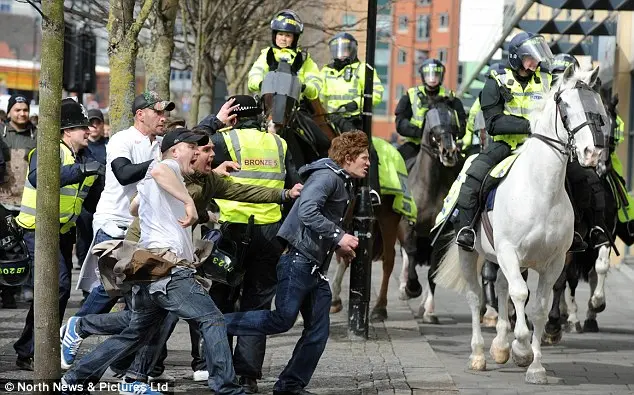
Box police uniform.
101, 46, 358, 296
13, 98, 103, 370
209, 95, 300, 387
395, 83, 467, 162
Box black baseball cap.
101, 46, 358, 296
132, 91, 175, 114
161, 129, 209, 153
87, 108, 104, 123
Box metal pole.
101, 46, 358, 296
348, 0, 377, 339
456, 0, 536, 97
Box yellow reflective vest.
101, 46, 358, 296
248, 47, 322, 100
489, 67, 552, 149
215, 128, 287, 225
404, 86, 454, 145
464, 97, 482, 150
319, 62, 384, 117
16, 142, 96, 234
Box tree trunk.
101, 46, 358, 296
144, 0, 178, 99
198, 71, 215, 122
186, 0, 208, 126
34, 0, 64, 389
108, 0, 154, 135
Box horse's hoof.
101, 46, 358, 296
525, 367, 548, 384
422, 313, 440, 324
330, 299, 343, 314
542, 322, 563, 345
468, 354, 486, 371
583, 318, 599, 333
490, 343, 510, 364
511, 341, 534, 368
370, 306, 388, 322
590, 297, 606, 313
482, 314, 498, 328
405, 279, 422, 298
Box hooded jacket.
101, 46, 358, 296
277, 158, 354, 270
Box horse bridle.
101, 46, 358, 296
421, 127, 457, 161
531, 80, 605, 159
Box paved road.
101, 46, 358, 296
404, 258, 634, 395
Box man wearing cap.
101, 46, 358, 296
75, 109, 108, 273
77, 91, 175, 318
0, 95, 38, 306
208, 94, 301, 393
12, 98, 104, 370
61, 129, 245, 395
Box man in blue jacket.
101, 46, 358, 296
224, 131, 369, 395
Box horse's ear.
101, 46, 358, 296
589, 66, 600, 88
562, 64, 575, 81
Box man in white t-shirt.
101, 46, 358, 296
76, 91, 175, 315
61, 129, 245, 395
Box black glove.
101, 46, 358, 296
301, 84, 306, 92
79, 161, 105, 177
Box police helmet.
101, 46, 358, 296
419, 58, 445, 90
329, 33, 358, 62
199, 229, 245, 287
508, 32, 554, 71
271, 10, 303, 48
0, 210, 30, 287
550, 53, 580, 75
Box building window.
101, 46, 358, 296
398, 49, 407, 64
417, 0, 431, 5
457, 63, 464, 85
398, 15, 409, 32
439, 13, 449, 29
396, 84, 406, 100
416, 15, 430, 41
343, 14, 357, 28
415, 49, 429, 67
566, 9, 572, 19
438, 48, 447, 63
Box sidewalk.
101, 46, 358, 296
0, 255, 458, 394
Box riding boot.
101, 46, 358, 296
454, 208, 477, 251
482, 260, 498, 310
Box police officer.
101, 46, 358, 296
248, 9, 322, 101
395, 58, 467, 162
453, 32, 555, 250
550, 53, 610, 251
13, 98, 104, 370
210, 95, 301, 393
320, 32, 384, 204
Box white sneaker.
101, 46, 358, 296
148, 372, 174, 383
192, 370, 208, 382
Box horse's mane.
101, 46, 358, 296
529, 68, 597, 134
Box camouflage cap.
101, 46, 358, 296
132, 90, 175, 114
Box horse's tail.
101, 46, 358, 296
372, 221, 384, 261
433, 239, 483, 294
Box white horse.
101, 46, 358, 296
434, 66, 607, 384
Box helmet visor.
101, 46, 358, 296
516, 36, 554, 69
329, 37, 357, 61
421, 64, 444, 87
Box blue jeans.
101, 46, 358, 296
75, 229, 120, 317
224, 250, 332, 392
63, 270, 244, 395
14, 229, 74, 359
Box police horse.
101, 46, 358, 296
434, 66, 606, 384
260, 61, 411, 322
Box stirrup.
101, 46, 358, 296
456, 226, 476, 252
369, 189, 381, 206
590, 226, 609, 248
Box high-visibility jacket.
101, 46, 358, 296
464, 97, 483, 151
319, 62, 384, 117
215, 128, 287, 225
489, 67, 552, 149
404, 86, 455, 145
16, 142, 96, 234
248, 47, 322, 100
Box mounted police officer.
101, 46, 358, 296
320, 32, 384, 204
453, 32, 556, 250
248, 9, 322, 101
395, 58, 467, 162
550, 53, 610, 251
